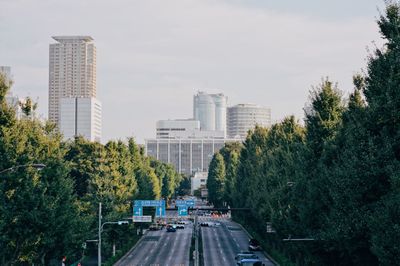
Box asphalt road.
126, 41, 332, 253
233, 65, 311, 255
201, 218, 275, 266
116, 222, 192, 266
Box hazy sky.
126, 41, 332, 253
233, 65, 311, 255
0, 0, 386, 143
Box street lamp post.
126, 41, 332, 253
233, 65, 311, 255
0, 163, 46, 175
97, 202, 129, 266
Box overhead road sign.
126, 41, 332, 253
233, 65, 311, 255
176, 200, 195, 207
133, 206, 143, 216
155, 206, 166, 218
134, 200, 165, 207
132, 216, 152, 222
133, 200, 166, 218
178, 206, 188, 216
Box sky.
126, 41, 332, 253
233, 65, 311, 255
0, 0, 387, 144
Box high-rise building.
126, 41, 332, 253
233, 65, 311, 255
48, 36, 97, 127
227, 103, 271, 139
49, 36, 101, 141
0, 66, 11, 81
193, 91, 227, 134
59, 97, 102, 142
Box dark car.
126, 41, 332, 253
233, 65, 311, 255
200, 222, 209, 227
149, 224, 160, 231
248, 239, 261, 251
166, 225, 176, 232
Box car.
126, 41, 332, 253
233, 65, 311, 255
176, 224, 185, 229
148, 224, 159, 231
166, 225, 176, 232
200, 222, 209, 227
237, 258, 263, 266
248, 239, 261, 251
235, 252, 259, 261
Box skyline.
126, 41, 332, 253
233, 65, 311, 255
0, 0, 385, 143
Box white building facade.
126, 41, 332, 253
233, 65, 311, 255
156, 119, 200, 139
193, 91, 227, 135
60, 97, 102, 142
49, 36, 101, 142
191, 172, 208, 195
145, 138, 239, 176
227, 103, 271, 138
156, 119, 225, 139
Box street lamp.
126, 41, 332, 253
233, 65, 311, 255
0, 163, 46, 175
97, 202, 129, 266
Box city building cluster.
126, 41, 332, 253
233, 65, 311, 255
145, 91, 271, 195
1, 36, 271, 184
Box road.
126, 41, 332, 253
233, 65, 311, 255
116, 222, 192, 266
201, 217, 275, 266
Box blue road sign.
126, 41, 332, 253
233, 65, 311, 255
186, 200, 195, 207
175, 200, 187, 206
155, 206, 166, 217
176, 200, 195, 207
134, 200, 165, 207
178, 206, 188, 216
133, 206, 143, 216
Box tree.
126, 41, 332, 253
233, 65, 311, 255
150, 159, 182, 200
0, 73, 15, 129
224, 151, 239, 207
0, 119, 81, 265
206, 152, 226, 207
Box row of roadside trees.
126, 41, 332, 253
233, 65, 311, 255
207, 3, 400, 265
0, 75, 183, 265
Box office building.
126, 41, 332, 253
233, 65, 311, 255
156, 119, 200, 139
227, 103, 271, 138
48, 36, 97, 127
156, 119, 224, 139
49, 36, 101, 141
193, 91, 227, 134
59, 97, 102, 142
145, 138, 239, 176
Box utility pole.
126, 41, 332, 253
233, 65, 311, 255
194, 207, 199, 266
98, 202, 102, 266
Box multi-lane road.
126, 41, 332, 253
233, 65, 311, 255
115, 200, 276, 266
116, 222, 192, 266
200, 218, 274, 266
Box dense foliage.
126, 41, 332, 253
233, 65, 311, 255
0, 73, 182, 265
207, 3, 400, 265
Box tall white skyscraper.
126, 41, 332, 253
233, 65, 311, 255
48, 36, 101, 141
227, 103, 271, 139
48, 36, 97, 126
193, 91, 227, 134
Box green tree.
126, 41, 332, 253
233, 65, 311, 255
150, 159, 182, 200
0, 119, 81, 265
206, 152, 226, 207
224, 151, 239, 207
